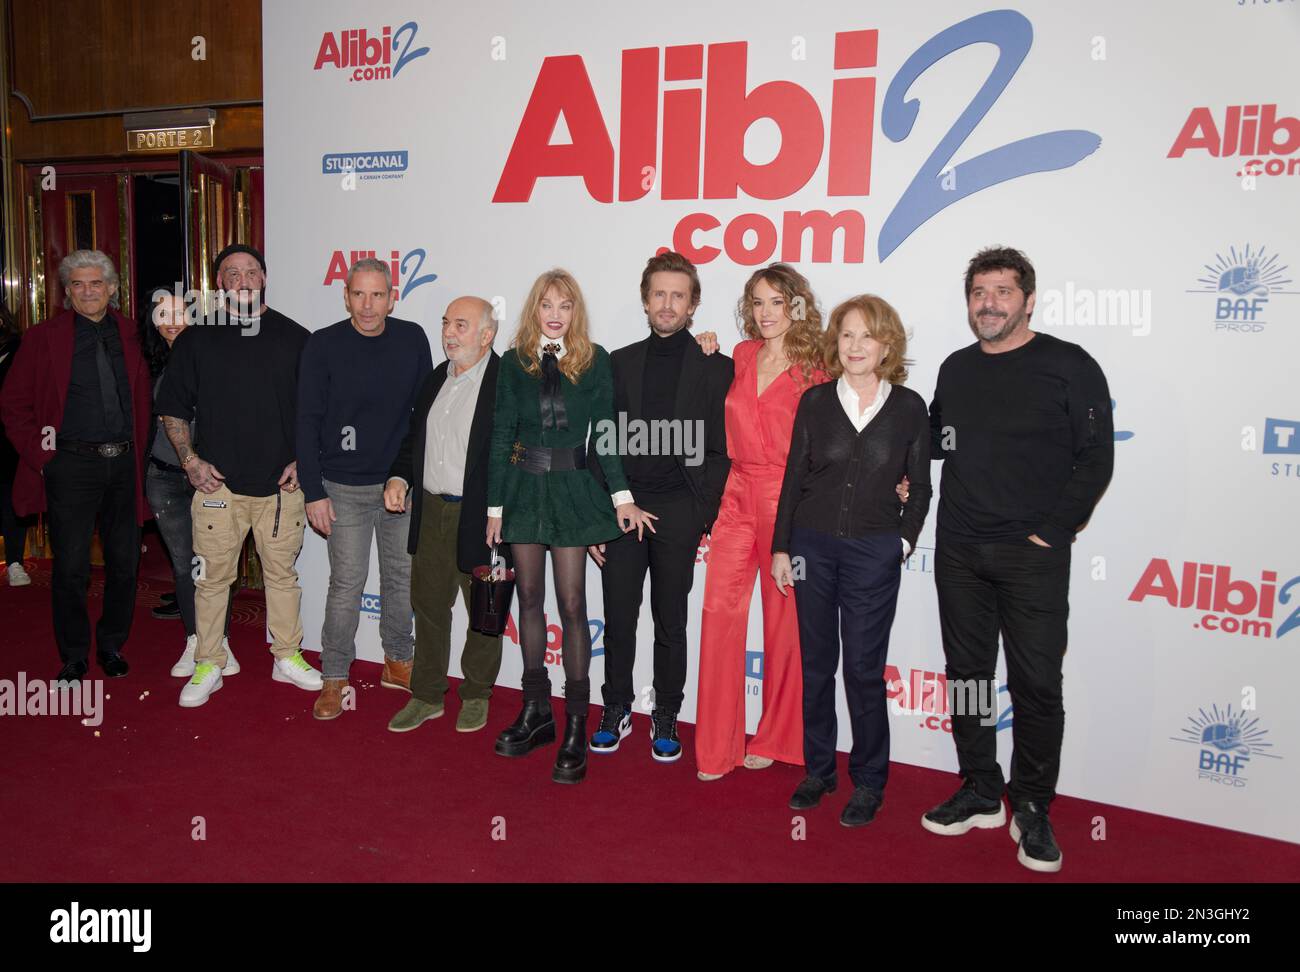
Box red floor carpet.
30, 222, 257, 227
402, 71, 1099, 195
3, 547, 1298, 884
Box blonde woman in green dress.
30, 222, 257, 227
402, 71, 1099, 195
487, 269, 657, 783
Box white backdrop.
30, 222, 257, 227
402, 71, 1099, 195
264, 0, 1300, 843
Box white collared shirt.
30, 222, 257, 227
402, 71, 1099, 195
422, 352, 492, 496
836, 377, 911, 558
838, 376, 891, 432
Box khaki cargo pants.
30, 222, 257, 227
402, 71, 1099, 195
191, 484, 306, 667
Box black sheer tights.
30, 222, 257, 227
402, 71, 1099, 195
510, 543, 591, 684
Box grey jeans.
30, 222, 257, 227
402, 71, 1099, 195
319, 479, 414, 678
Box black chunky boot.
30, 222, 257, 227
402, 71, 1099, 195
494, 668, 555, 757
553, 677, 590, 783
552, 713, 588, 783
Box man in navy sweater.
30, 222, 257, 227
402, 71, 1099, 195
296, 258, 433, 719
922, 247, 1113, 874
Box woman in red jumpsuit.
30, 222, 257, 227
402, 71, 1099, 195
695, 263, 831, 780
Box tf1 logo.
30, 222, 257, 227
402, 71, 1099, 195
313, 23, 429, 82
323, 249, 436, 300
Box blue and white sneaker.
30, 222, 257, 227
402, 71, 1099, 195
650, 708, 682, 763
590, 702, 632, 753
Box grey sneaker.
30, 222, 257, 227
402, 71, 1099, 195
388, 698, 444, 733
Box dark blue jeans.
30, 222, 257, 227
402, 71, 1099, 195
145, 462, 232, 638
790, 527, 902, 792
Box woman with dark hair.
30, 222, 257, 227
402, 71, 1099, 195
0, 302, 32, 585
772, 295, 932, 825
486, 268, 655, 784
140, 287, 237, 678
694, 263, 832, 781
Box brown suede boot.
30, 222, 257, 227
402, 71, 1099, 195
381, 657, 413, 692
313, 679, 348, 720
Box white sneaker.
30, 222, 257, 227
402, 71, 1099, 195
272, 651, 323, 690
7, 562, 31, 586
179, 662, 223, 708
172, 636, 240, 677
171, 634, 198, 677
220, 637, 240, 676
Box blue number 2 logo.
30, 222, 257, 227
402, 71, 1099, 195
878, 10, 1102, 260
392, 22, 430, 78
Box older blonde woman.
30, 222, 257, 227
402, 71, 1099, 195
486, 268, 655, 784
771, 295, 931, 826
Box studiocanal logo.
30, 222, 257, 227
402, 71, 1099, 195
1128, 559, 1300, 640
322, 150, 409, 182
1263, 417, 1300, 478
1170, 702, 1281, 789
322, 248, 436, 299
1188, 244, 1296, 333
313, 23, 429, 82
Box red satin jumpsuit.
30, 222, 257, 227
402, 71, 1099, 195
695, 339, 830, 776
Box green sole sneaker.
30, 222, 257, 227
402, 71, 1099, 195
388, 699, 444, 733
456, 699, 489, 733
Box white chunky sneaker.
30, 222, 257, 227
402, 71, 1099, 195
7, 562, 31, 586
219, 637, 240, 676
173, 636, 239, 677
171, 634, 199, 677
272, 651, 322, 690
179, 662, 223, 708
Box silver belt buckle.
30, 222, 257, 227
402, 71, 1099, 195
98, 442, 125, 458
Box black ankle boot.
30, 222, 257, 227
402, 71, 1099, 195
552, 713, 588, 783
494, 699, 556, 757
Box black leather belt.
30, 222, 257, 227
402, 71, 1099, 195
149, 456, 184, 473
59, 439, 131, 458
511, 442, 586, 474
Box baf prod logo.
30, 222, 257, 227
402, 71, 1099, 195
493, 10, 1099, 265
313, 23, 429, 82
1171, 702, 1281, 789
1128, 559, 1300, 640
1189, 244, 1296, 333
1264, 417, 1300, 479
322, 151, 409, 182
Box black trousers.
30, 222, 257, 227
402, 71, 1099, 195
43, 449, 141, 664
791, 526, 901, 791
599, 491, 703, 713
935, 537, 1070, 806
1, 475, 30, 566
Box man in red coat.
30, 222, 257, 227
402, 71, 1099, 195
0, 249, 152, 682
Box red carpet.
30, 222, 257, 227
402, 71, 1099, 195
3, 545, 1298, 883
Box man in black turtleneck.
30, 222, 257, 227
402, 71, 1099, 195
587, 251, 733, 763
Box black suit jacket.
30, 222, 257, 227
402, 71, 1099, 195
588, 333, 733, 531
388, 351, 510, 572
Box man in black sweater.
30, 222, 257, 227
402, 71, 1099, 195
158, 244, 321, 709
297, 257, 432, 719
922, 247, 1113, 873
587, 252, 733, 762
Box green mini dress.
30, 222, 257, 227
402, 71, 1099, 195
487, 344, 630, 547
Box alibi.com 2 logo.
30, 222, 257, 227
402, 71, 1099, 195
502, 613, 607, 664
313, 23, 429, 82
1128, 559, 1300, 640
323, 248, 436, 299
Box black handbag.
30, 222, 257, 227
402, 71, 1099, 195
469, 545, 516, 636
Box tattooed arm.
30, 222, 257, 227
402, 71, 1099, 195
162, 416, 224, 493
